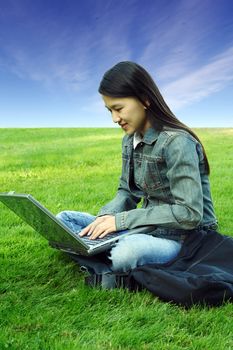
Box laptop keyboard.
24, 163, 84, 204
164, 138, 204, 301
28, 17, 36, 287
77, 230, 127, 246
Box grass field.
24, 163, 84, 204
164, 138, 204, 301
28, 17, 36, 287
0, 127, 233, 350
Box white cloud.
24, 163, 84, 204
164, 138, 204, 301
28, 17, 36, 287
0, 1, 134, 93
134, 0, 233, 111
1, 38, 93, 92
162, 46, 233, 109
139, 0, 221, 83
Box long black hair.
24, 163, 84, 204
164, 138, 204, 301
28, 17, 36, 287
98, 61, 210, 174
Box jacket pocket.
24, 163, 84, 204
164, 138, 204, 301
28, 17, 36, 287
141, 156, 163, 191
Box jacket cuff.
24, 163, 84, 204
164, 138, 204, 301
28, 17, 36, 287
115, 212, 128, 230
97, 209, 115, 217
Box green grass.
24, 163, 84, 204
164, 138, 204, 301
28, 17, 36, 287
0, 127, 233, 350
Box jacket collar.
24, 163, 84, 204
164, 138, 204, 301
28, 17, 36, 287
128, 127, 161, 150
140, 127, 160, 145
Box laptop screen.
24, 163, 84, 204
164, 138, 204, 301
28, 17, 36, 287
0, 194, 83, 250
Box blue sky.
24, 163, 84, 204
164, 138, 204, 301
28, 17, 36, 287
0, 0, 233, 127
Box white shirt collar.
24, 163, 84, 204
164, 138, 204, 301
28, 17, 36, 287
133, 132, 143, 149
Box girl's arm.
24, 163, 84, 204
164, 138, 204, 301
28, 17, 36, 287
97, 175, 141, 216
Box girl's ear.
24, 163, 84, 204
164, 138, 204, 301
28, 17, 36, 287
142, 95, 150, 107
145, 99, 150, 107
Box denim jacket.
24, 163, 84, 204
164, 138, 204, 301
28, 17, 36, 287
98, 127, 217, 241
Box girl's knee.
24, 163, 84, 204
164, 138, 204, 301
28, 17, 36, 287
56, 211, 69, 220
109, 240, 138, 272
108, 234, 182, 272
56, 211, 96, 230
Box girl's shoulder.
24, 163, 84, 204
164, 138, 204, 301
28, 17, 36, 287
161, 127, 199, 145
160, 127, 204, 162
121, 127, 200, 150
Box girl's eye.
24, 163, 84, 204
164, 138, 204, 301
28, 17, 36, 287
106, 107, 123, 113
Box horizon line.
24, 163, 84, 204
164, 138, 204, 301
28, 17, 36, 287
0, 126, 232, 129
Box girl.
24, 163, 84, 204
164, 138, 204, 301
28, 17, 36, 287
56, 61, 217, 274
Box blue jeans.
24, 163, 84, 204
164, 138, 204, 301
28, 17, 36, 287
56, 211, 182, 273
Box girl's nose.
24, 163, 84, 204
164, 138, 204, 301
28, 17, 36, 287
112, 111, 121, 123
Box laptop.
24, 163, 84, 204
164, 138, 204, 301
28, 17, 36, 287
0, 192, 155, 256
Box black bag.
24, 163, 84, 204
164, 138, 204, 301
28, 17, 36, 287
129, 229, 233, 307
68, 252, 138, 290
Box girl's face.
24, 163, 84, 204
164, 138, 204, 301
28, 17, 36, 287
102, 95, 151, 135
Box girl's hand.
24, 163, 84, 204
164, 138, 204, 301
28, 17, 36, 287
79, 215, 116, 240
